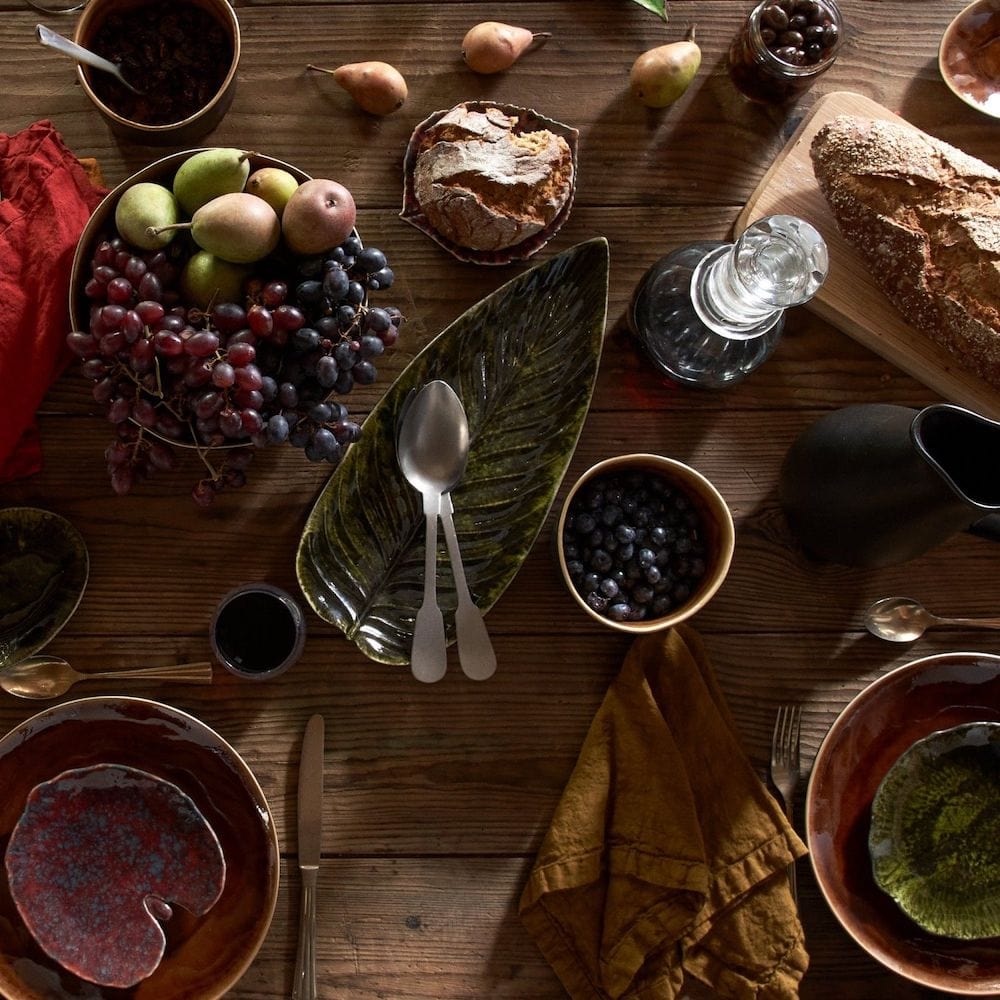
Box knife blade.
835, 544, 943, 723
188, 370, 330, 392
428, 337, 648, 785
292, 713, 324, 1000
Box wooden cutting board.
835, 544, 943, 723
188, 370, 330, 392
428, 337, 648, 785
736, 90, 1000, 420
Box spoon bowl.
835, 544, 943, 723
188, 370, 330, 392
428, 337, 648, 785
0, 656, 213, 699
864, 596, 1000, 642
397, 381, 496, 682
35, 24, 145, 94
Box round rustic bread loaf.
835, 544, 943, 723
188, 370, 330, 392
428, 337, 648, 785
412, 104, 574, 252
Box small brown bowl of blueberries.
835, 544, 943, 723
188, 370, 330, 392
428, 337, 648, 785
557, 454, 735, 634
74, 0, 240, 145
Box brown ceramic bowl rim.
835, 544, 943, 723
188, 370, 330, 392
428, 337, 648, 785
806, 651, 1000, 994
938, 0, 1000, 120
556, 453, 735, 634
0, 695, 280, 1000
73, 0, 241, 136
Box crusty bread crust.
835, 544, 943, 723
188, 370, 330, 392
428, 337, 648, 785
810, 115, 1000, 387
413, 105, 574, 252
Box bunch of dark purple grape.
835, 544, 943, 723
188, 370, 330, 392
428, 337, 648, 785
68, 233, 403, 506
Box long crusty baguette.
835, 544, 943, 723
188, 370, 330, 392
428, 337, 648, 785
810, 115, 1000, 387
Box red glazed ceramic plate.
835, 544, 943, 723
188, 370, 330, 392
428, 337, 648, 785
6, 764, 226, 988
807, 652, 1000, 994
0, 698, 279, 1000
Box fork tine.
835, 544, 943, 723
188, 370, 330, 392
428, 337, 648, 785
789, 704, 802, 766
771, 704, 784, 763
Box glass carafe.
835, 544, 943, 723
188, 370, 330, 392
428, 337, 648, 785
629, 215, 828, 388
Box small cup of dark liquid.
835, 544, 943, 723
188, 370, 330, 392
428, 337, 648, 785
210, 583, 306, 680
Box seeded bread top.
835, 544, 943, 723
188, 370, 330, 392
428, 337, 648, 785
811, 115, 1000, 386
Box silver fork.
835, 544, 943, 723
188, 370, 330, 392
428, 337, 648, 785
770, 704, 802, 904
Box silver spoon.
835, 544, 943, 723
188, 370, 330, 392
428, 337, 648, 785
35, 24, 145, 95
864, 596, 1000, 642
397, 381, 495, 683
0, 655, 213, 699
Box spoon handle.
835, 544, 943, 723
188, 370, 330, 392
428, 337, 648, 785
440, 493, 496, 681
411, 493, 447, 683
937, 615, 1000, 630
85, 661, 214, 684
35, 24, 122, 76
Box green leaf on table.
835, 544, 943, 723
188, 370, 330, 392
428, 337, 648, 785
296, 238, 610, 666
630, 0, 668, 21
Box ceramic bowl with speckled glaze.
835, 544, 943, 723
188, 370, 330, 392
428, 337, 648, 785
807, 652, 1000, 995
0, 697, 279, 1000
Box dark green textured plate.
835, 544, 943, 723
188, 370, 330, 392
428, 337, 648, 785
870, 722, 1000, 939
0, 508, 89, 667
296, 238, 609, 665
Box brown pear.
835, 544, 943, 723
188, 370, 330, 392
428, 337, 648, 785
461, 21, 551, 74
307, 61, 407, 115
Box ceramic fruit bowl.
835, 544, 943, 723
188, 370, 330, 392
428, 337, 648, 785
67, 148, 404, 505
556, 453, 735, 634
400, 101, 579, 265
73, 0, 241, 145
939, 0, 1000, 120
807, 652, 1000, 994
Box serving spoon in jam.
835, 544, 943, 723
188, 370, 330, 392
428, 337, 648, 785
35, 25, 144, 95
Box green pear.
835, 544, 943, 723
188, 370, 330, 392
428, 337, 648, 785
172, 148, 254, 216
115, 182, 179, 250
246, 167, 300, 219
181, 251, 251, 309
147, 192, 281, 264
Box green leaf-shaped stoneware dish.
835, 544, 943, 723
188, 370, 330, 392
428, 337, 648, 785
0, 508, 89, 668
869, 721, 1000, 939
296, 238, 610, 665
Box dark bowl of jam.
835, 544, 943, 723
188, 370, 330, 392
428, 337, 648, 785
728, 0, 843, 104
74, 0, 240, 145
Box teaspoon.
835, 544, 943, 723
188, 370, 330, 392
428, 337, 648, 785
0, 655, 213, 699
397, 381, 495, 683
35, 24, 145, 95
864, 596, 1000, 642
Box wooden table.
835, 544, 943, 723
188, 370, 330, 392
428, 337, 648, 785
1, 1, 998, 997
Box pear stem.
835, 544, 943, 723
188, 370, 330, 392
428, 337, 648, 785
685, 25, 697, 42
306, 64, 336, 76
146, 222, 193, 238
528, 32, 552, 53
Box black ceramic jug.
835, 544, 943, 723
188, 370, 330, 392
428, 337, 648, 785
779, 403, 1000, 567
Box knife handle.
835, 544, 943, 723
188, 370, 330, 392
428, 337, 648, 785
291, 866, 318, 1000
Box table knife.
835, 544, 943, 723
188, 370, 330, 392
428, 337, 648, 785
292, 713, 325, 1000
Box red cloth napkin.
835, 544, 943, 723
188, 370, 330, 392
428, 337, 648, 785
0, 121, 107, 482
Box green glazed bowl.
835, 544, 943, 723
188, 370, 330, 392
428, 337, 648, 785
870, 721, 1000, 940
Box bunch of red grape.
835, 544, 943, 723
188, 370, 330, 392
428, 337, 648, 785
68, 233, 403, 506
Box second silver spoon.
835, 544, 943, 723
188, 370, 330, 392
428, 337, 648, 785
35, 24, 144, 95
864, 596, 1000, 642
0, 655, 213, 699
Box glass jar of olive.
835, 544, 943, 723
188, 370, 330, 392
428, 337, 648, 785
728, 0, 843, 104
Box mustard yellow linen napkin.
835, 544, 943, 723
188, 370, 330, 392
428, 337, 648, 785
519, 624, 808, 999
